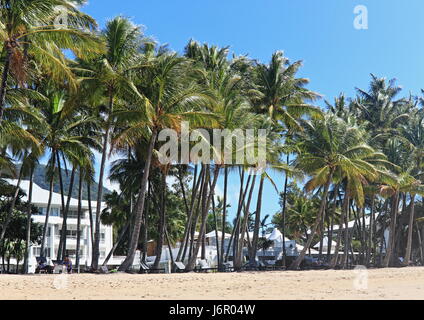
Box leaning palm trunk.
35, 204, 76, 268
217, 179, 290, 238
0, 166, 24, 244
280, 156, 290, 267
330, 195, 349, 268
58, 167, 76, 260
382, 192, 400, 267
40, 153, 57, 257
118, 129, 158, 272
235, 174, 257, 270
210, 192, 221, 267
185, 166, 219, 272
75, 170, 83, 272
92, 95, 114, 271
250, 175, 265, 266
219, 166, 229, 270
225, 171, 250, 262
87, 182, 95, 246
153, 172, 167, 269
404, 193, 416, 266
291, 170, 334, 270
0, 45, 11, 122
366, 194, 375, 266
23, 167, 34, 274
175, 165, 202, 263
103, 222, 130, 266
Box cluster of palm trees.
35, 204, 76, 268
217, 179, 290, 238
1, 1, 424, 273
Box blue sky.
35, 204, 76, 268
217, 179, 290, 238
76, 0, 424, 222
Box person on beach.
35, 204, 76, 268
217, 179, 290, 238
63, 256, 73, 274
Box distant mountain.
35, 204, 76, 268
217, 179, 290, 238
18, 164, 111, 201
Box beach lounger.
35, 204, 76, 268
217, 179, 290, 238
174, 261, 186, 273
139, 261, 165, 274
35, 257, 52, 274
52, 260, 64, 274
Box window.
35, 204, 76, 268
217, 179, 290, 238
65, 249, 83, 258
51, 208, 60, 217
36, 207, 59, 216
61, 210, 85, 219
59, 229, 82, 239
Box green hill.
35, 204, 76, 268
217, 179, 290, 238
19, 164, 111, 201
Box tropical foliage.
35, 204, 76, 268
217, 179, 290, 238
1, 3, 424, 274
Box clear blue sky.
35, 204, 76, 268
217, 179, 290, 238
79, 0, 424, 223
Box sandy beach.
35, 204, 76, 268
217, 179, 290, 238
0, 267, 423, 300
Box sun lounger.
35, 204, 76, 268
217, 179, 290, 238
36, 257, 52, 274
195, 259, 217, 273
174, 261, 186, 272
139, 261, 165, 274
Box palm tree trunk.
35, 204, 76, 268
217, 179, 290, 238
219, 166, 228, 270
185, 166, 219, 271
331, 194, 349, 268
404, 193, 416, 266
250, 175, 265, 266
58, 166, 76, 260
416, 224, 423, 265
281, 154, 290, 267
75, 170, 83, 272
40, 153, 56, 257
118, 129, 158, 272
176, 165, 202, 263
0, 165, 24, 244
92, 93, 114, 271
23, 167, 34, 274
235, 174, 257, 270
327, 186, 338, 261
225, 171, 250, 262
366, 194, 375, 266
55, 153, 67, 257
103, 222, 130, 266
153, 171, 167, 269
383, 192, 400, 267
211, 193, 220, 268
290, 170, 334, 270
0, 45, 11, 122
87, 181, 94, 246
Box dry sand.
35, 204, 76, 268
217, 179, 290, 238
1, 267, 424, 300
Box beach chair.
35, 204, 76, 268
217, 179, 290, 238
174, 261, 186, 273
139, 261, 165, 274
35, 257, 51, 274
222, 261, 234, 272
52, 260, 64, 274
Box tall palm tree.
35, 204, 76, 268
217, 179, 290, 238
78, 16, 146, 270
290, 115, 389, 269
0, 0, 102, 122
116, 52, 215, 271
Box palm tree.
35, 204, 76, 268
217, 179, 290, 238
78, 16, 146, 271
35, 87, 97, 257
290, 115, 388, 269
0, 0, 102, 122
115, 52, 215, 271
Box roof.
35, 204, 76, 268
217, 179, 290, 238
205, 230, 232, 239
265, 228, 291, 242
307, 214, 380, 234
6, 179, 105, 209
313, 236, 337, 249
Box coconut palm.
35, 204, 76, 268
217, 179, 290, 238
0, 0, 103, 122
77, 16, 147, 270
115, 51, 216, 271
290, 115, 390, 269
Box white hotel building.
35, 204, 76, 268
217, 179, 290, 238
8, 180, 117, 273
